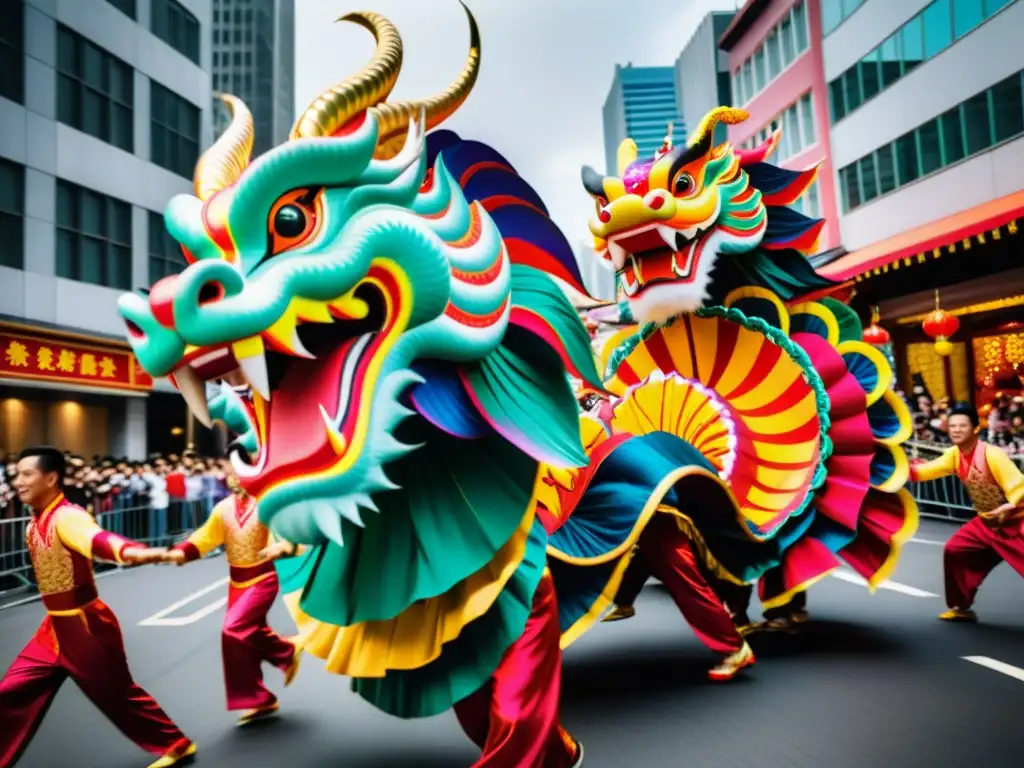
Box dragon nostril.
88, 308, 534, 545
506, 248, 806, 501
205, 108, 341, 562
599, 209, 611, 223
648, 194, 665, 211
125, 320, 144, 339
198, 281, 225, 305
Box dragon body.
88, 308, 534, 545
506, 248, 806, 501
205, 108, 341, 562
544, 109, 919, 623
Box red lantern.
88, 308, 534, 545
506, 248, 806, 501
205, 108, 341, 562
863, 306, 891, 346
922, 290, 959, 356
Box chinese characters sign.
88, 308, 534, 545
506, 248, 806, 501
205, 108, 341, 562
0, 327, 153, 392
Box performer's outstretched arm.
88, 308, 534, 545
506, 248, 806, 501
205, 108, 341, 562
258, 533, 304, 561
56, 506, 166, 565
167, 503, 225, 565
909, 447, 958, 483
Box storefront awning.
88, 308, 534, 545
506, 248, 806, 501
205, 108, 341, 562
819, 189, 1024, 281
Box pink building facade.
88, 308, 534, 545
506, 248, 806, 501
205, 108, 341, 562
719, 0, 840, 251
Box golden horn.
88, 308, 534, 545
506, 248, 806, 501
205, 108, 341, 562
616, 139, 638, 177
687, 107, 749, 148
194, 94, 255, 201
289, 12, 403, 140
368, 1, 481, 158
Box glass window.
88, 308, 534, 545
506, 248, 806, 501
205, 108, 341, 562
806, 181, 820, 219
793, 2, 809, 51
766, 30, 781, 79
0, 0, 24, 105
922, 0, 953, 59
753, 47, 766, 92
733, 70, 743, 105
150, 81, 200, 178
940, 106, 966, 164
894, 132, 920, 186
829, 79, 846, 122
901, 16, 925, 74
152, 0, 201, 65
860, 50, 881, 102
53, 25, 134, 152
918, 119, 942, 175
962, 91, 992, 154
991, 73, 1024, 143
148, 210, 185, 283
952, 0, 984, 37
840, 165, 861, 211
105, 0, 136, 18
799, 93, 815, 146
878, 35, 902, 88
780, 109, 796, 159
781, 15, 795, 65
859, 155, 878, 203
742, 60, 753, 101
843, 68, 862, 113
821, 0, 842, 36
54, 180, 133, 288
0, 158, 25, 269
876, 145, 897, 195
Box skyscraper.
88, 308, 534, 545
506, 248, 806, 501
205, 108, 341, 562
211, 0, 294, 156
602, 64, 685, 175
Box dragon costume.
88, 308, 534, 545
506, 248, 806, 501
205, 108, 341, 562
119, 6, 606, 765
544, 108, 920, 637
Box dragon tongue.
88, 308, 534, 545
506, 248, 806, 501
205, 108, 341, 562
259, 337, 361, 482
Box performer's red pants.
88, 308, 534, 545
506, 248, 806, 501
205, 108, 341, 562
453, 572, 578, 768
0, 601, 188, 767
637, 514, 744, 655
944, 516, 1024, 609
222, 574, 295, 711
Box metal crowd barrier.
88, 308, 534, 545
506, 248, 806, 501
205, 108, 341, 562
0, 499, 215, 601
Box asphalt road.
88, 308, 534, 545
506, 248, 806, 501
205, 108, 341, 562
1, 518, 1022, 768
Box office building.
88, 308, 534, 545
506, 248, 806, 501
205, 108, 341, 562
211, 0, 294, 156
0, 0, 214, 459
816, 0, 1024, 412
675, 11, 736, 147
719, 0, 841, 249
602, 64, 685, 175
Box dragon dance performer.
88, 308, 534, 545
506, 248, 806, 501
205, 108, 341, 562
578, 389, 753, 676
167, 468, 301, 724
120, 6, 587, 765
543, 107, 920, 666
910, 402, 1024, 622
0, 447, 195, 768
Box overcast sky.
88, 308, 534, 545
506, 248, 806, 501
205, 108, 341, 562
294, 0, 743, 247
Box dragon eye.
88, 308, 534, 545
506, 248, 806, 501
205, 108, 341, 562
672, 172, 695, 197
273, 205, 306, 238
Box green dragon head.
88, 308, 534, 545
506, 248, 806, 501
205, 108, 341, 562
581, 107, 831, 325
120, 8, 601, 552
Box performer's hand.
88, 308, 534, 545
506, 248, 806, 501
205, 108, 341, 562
259, 541, 294, 561
122, 546, 168, 565
164, 549, 187, 566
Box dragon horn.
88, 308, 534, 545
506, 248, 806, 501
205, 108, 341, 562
687, 107, 749, 150
368, 1, 481, 159
616, 138, 638, 177
194, 93, 255, 201
289, 12, 404, 140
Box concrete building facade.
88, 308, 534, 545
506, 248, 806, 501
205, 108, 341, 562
675, 11, 736, 147
0, 0, 214, 459
720, 0, 841, 249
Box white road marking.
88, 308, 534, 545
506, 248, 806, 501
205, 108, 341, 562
138, 578, 229, 626
830, 569, 938, 598
910, 537, 946, 546
962, 656, 1024, 683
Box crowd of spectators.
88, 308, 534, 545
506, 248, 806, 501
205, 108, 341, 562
0, 450, 231, 521
910, 388, 1024, 455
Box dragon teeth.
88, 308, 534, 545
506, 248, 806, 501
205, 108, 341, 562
173, 365, 212, 428
235, 340, 271, 401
